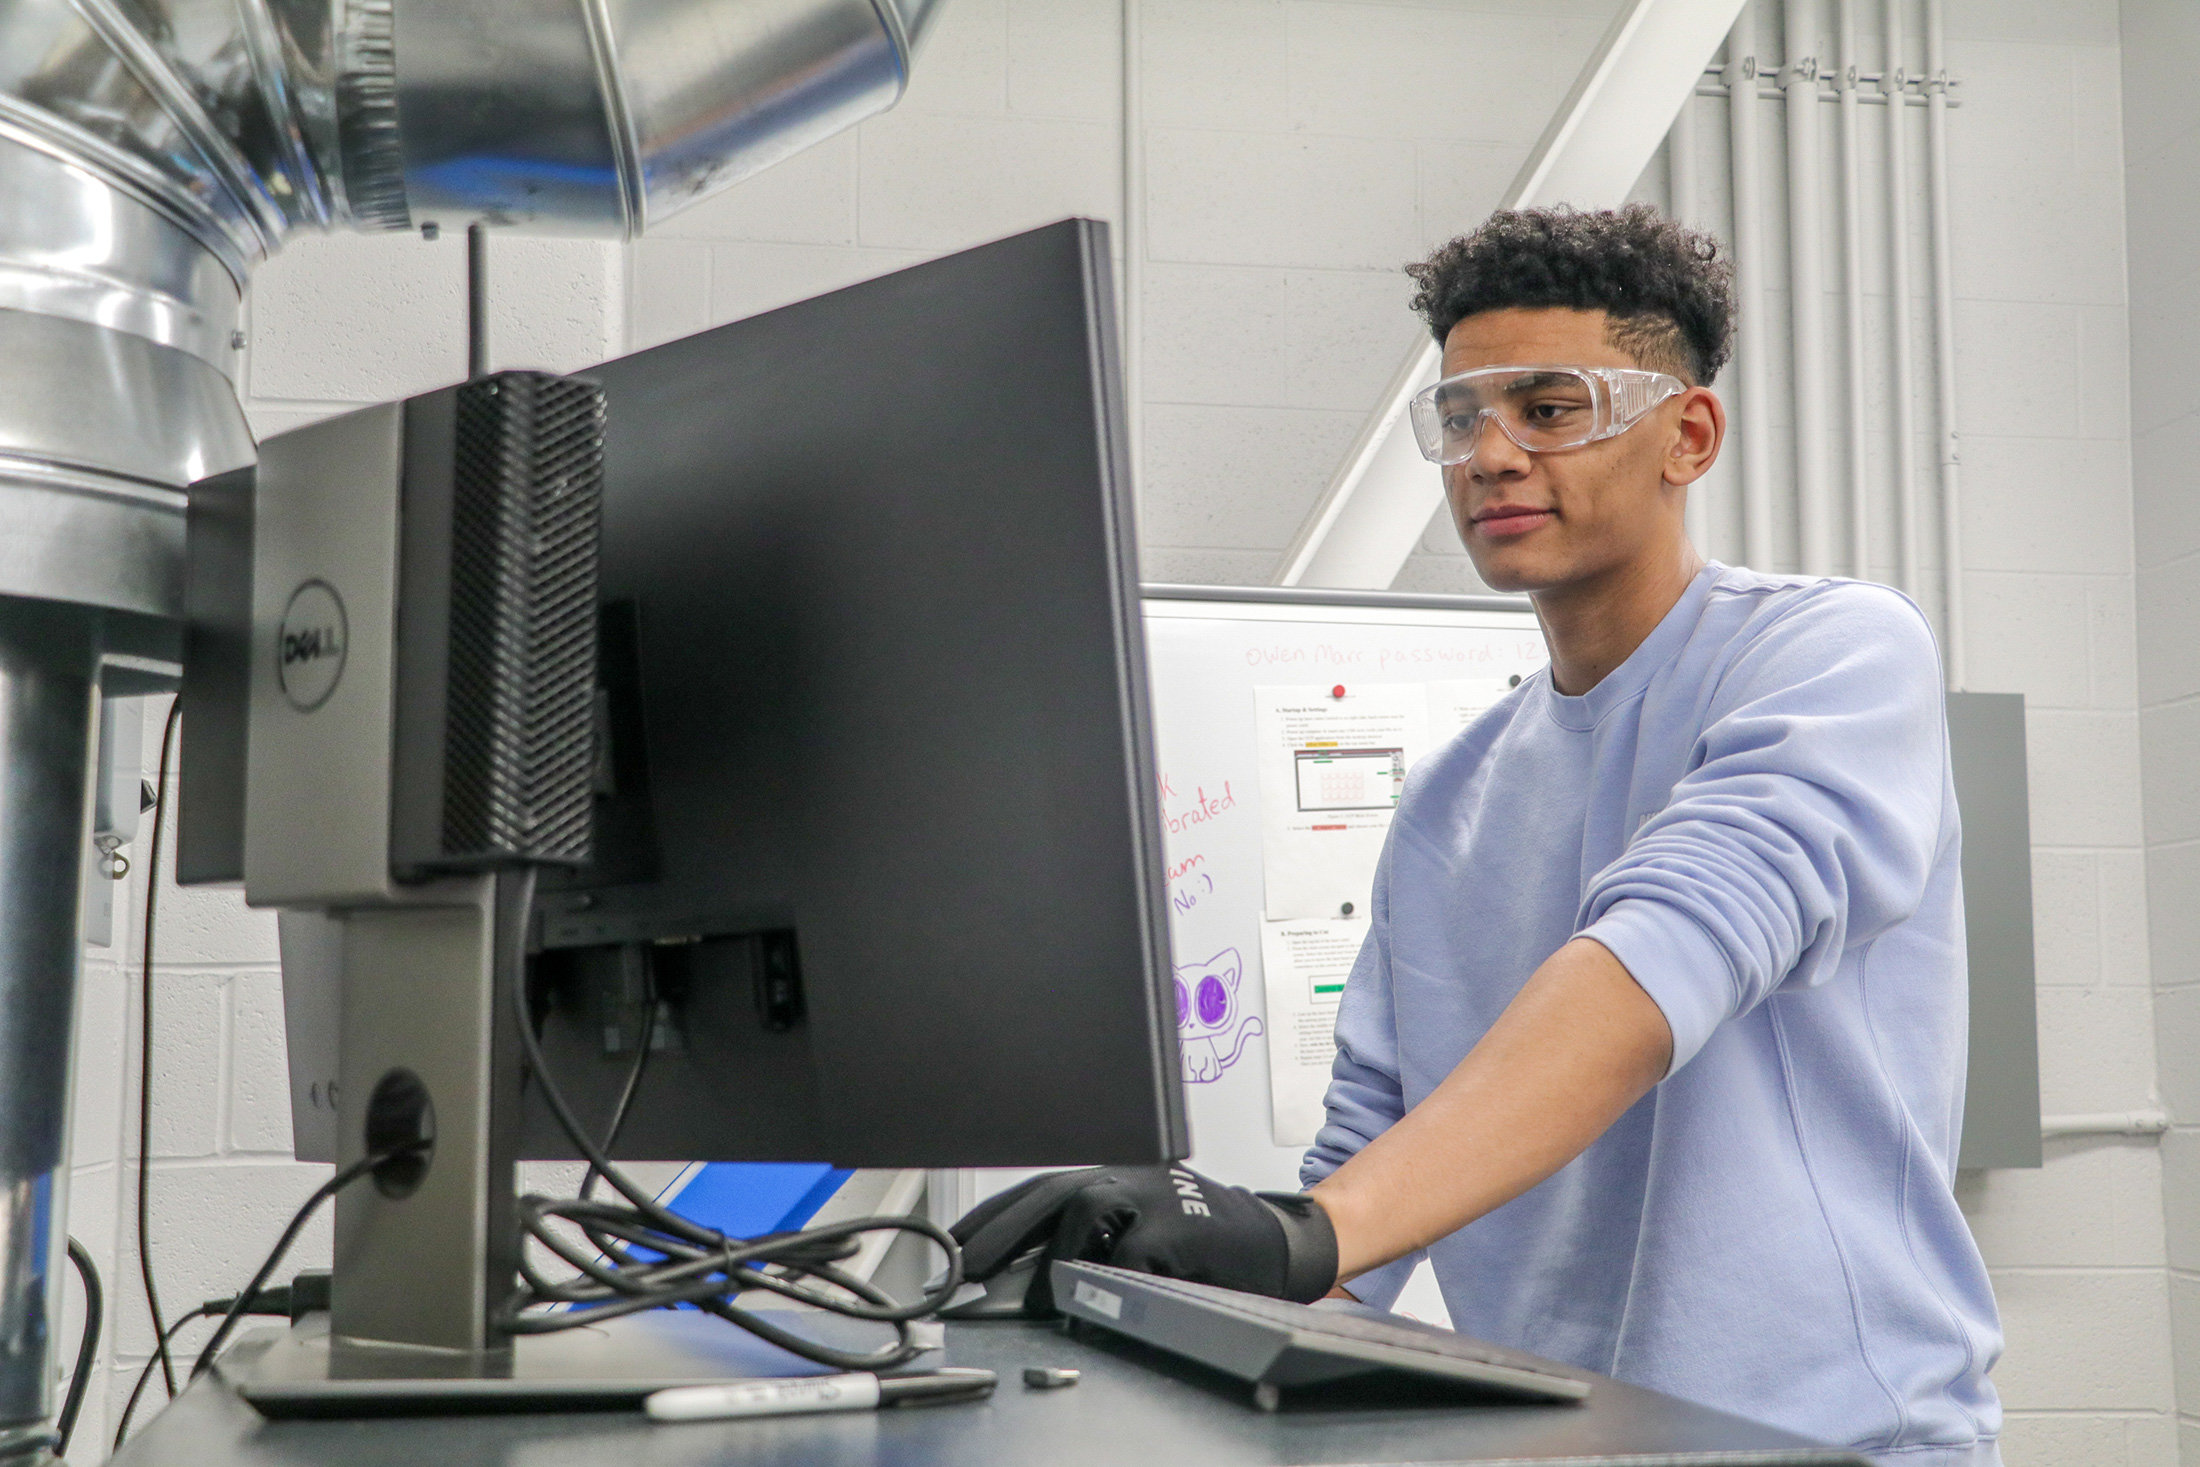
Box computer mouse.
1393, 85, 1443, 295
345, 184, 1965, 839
938, 1245, 1048, 1319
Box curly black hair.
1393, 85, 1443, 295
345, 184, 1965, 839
1406, 204, 1734, 385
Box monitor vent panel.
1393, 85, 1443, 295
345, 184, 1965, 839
442, 371, 605, 867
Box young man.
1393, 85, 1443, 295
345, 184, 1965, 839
954, 206, 2001, 1465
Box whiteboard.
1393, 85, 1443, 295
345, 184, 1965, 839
1141, 588, 1546, 1189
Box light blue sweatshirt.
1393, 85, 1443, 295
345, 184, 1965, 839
1303, 563, 2002, 1465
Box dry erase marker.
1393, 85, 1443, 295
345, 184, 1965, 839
646, 1368, 996, 1423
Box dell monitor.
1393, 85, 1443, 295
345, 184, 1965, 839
522, 217, 1185, 1169
182, 217, 1181, 1374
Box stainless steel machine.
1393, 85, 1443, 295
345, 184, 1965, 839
0, 1, 943, 1453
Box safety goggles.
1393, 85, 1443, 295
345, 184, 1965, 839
1408, 365, 1686, 467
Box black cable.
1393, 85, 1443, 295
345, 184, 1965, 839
136, 698, 183, 1398
497, 871, 964, 1370
58, 1237, 102, 1458
579, 955, 657, 1203
189, 1144, 423, 1381
114, 1305, 209, 1451
111, 1278, 326, 1449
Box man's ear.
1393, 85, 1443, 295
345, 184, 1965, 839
1664, 387, 1725, 487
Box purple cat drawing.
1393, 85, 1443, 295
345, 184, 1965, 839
1174, 948, 1264, 1085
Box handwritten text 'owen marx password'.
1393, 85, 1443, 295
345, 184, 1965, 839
1242, 641, 1533, 672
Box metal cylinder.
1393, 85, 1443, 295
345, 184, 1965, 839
1781, 0, 1832, 578
1884, 0, 1922, 602
1725, 7, 1775, 570
1836, 0, 1869, 582
1923, 0, 1965, 686
0, 597, 97, 1458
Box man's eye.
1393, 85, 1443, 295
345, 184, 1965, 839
1442, 412, 1481, 434
1522, 400, 1585, 423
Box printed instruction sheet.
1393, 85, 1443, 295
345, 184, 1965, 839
1253, 684, 1427, 921
1260, 917, 1369, 1148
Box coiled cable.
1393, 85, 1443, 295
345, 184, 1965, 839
494, 871, 962, 1371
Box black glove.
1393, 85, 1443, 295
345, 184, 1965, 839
950, 1164, 1337, 1314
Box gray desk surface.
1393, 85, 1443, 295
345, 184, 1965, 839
114, 1314, 1868, 1466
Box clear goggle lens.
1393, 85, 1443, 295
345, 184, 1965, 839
1408, 365, 1685, 467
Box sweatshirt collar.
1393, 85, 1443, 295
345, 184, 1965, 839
1540, 561, 1721, 732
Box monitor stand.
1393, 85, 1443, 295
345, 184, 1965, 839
319, 876, 521, 1357
214, 1308, 897, 1419
213, 874, 864, 1414
215, 873, 927, 1419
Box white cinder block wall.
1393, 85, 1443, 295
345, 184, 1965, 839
2119, 0, 2200, 1459
1931, 5, 2175, 1464
54, 2, 2187, 1463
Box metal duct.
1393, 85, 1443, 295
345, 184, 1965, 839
0, 0, 942, 1451
0, 0, 943, 622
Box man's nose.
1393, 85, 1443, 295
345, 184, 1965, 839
1464, 415, 1533, 480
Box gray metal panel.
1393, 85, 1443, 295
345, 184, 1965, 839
1947, 691, 2043, 1170
244, 402, 406, 907
178, 462, 253, 884
118, 1313, 1867, 1465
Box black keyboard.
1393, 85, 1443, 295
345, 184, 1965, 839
1052, 1260, 1590, 1408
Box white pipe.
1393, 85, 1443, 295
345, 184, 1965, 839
1727, 5, 1775, 570
1271, 343, 1443, 588
2039, 1111, 2170, 1140
1784, 0, 1833, 576
1837, 0, 1869, 580
1670, 95, 1712, 557
1924, 0, 1964, 686
1121, 0, 1145, 499
1670, 97, 1698, 251
1885, 0, 1921, 601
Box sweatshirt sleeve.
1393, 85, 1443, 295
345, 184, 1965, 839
1579, 583, 1951, 1073
1302, 838, 1407, 1188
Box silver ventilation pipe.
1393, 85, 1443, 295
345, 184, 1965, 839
0, 1, 941, 1453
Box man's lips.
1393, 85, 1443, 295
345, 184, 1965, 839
1470, 505, 1555, 540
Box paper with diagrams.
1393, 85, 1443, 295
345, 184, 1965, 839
1253, 684, 1427, 921
1260, 917, 1370, 1147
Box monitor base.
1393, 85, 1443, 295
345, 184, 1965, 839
216, 1308, 908, 1420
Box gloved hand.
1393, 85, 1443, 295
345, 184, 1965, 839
950, 1164, 1338, 1314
